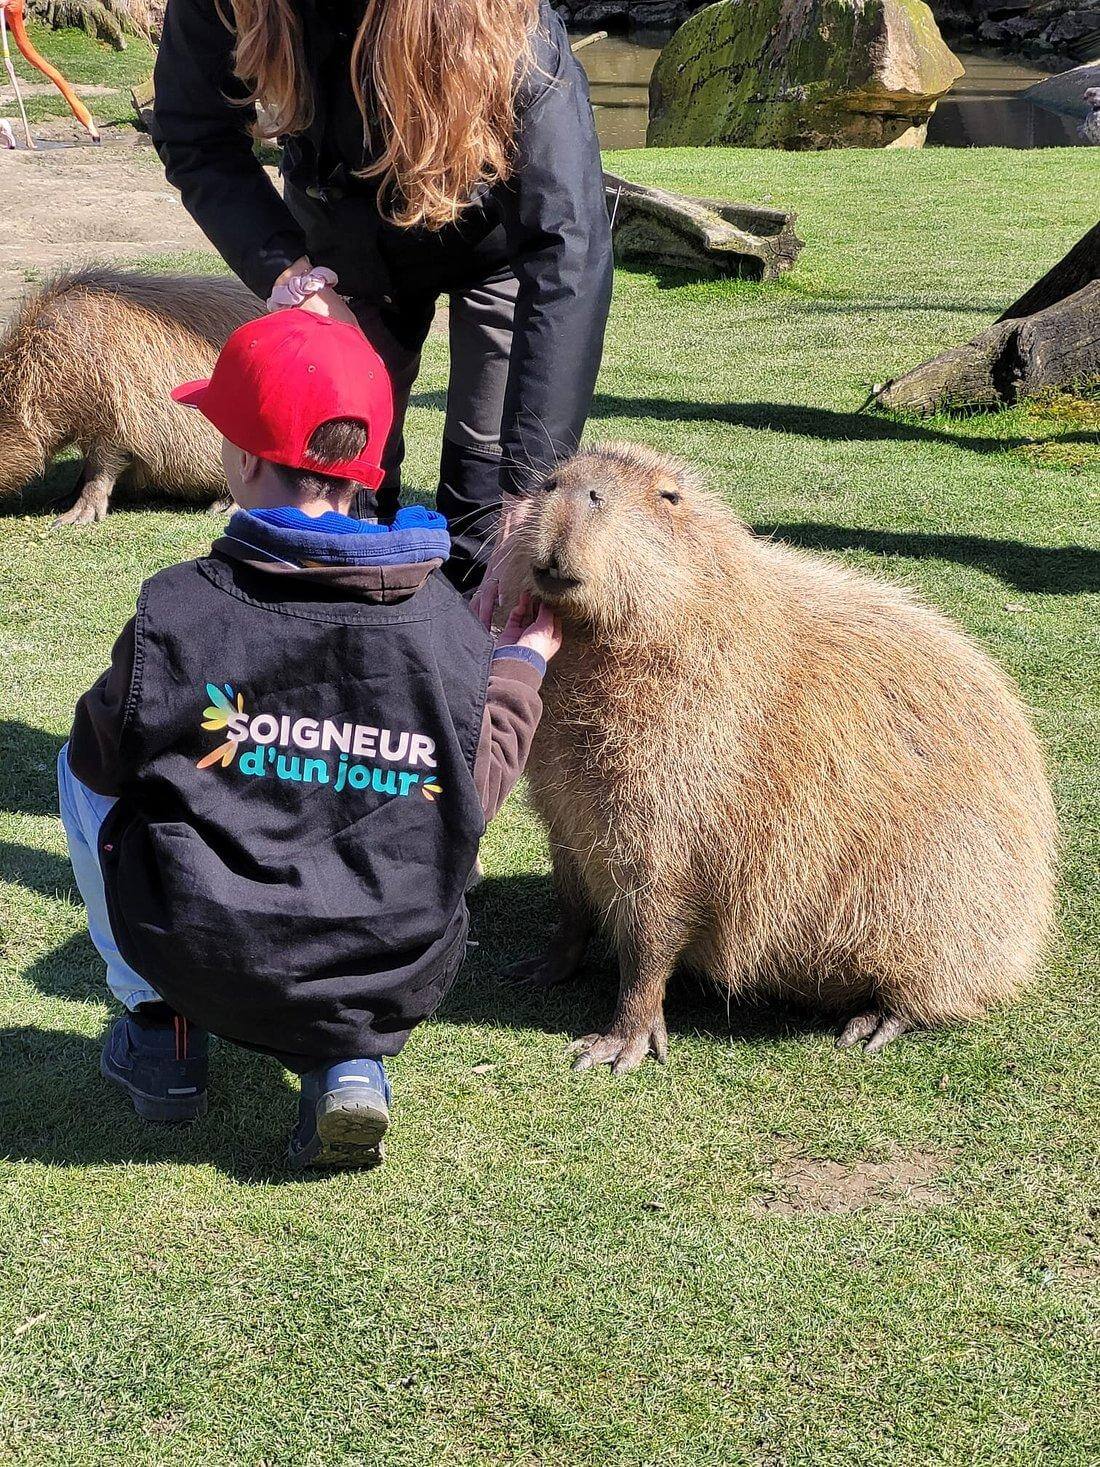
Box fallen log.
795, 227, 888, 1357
603, 172, 803, 282
872, 283, 1100, 415
871, 222, 1100, 415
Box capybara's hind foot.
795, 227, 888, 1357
51, 443, 127, 528
569, 1016, 669, 1075
836, 1011, 911, 1054
503, 918, 591, 990
504, 952, 578, 989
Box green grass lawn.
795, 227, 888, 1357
5, 22, 154, 129
1, 146, 1098, 1464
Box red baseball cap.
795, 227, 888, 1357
172, 310, 394, 490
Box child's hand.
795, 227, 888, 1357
497, 594, 562, 664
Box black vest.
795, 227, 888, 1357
101, 553, 492, 1068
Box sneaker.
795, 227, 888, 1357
100, 1005, 209, 1123
288, 1058, 391, 1171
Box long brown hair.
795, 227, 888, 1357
228, 0, 538, 230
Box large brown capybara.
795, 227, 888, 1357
0, 268, 262, 525
509, 443, 1058, 1073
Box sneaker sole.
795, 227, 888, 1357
100, 1053, 208, 1124
289, 1092, 389, 1171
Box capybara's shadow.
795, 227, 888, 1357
455, 872, 836, 1049
0, 721, 65, 815
0, 1025, 300, 1182
1, 463, 217, 521
2, 463, 438, 521
755, 523, 1099, 597
0, 461, 80, 518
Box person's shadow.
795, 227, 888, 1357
0, 1023, 301, 1181
2, 874, 829, 1178
0, 721, 66, 817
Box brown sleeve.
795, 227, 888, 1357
473, 654, 545, 823
67, 616, 139, 797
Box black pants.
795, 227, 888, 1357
352, 268, 520, 593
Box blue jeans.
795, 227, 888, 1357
57, 744, 160, 1010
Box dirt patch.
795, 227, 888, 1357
0, 137, 453, 341
751, 1146, 950, 1217
0, 139, 217, 322
0, 83, 118, 100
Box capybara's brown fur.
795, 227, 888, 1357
512, 443, 1057, 1072
0, 269, 262, 524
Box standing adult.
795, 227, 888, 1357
153, 0, 613, 607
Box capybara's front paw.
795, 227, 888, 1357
836, 1010, 911, 1054
52, 492, 106, 528
568, 1017, 668, 1075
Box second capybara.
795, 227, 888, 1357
509, 443, 1057, 1072
0, 268, 262, 524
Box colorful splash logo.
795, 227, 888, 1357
196, 683, 443, 801
197, 683, 245, 770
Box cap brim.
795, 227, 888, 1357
170, 378, 211, 409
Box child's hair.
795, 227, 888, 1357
275, 417, 369, 498
226, 0, 537, 231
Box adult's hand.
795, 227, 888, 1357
269, 257, 362, 330
298, 286, 361, 329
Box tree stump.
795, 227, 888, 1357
870, 222, 1100, 415
603, 172, 803, 282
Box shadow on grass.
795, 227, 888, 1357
0, 461, 79, 519
0, 1025, 300, 1182
6, 875, 833, 1176
591, 395, 1100, 456
0, 841, 73, 902
454, 873, 835, 1052
756, 524, 1100, 596
0, 722, 64, 815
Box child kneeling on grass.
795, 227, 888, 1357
58, 309, 559, 1169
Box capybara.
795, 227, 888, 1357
0, 268, 262, 524
509, 443, 1057, 1072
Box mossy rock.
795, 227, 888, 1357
648, 0, 965, 150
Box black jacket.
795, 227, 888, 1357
71, 547, 539, 1069
153, 0, 614, 495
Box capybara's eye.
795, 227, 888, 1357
542, 477, 558, 494
661, 490, 681, 506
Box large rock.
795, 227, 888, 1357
556, 0, 1097, 66
647, 0, 965, 149
1022, 60, 1100, 120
